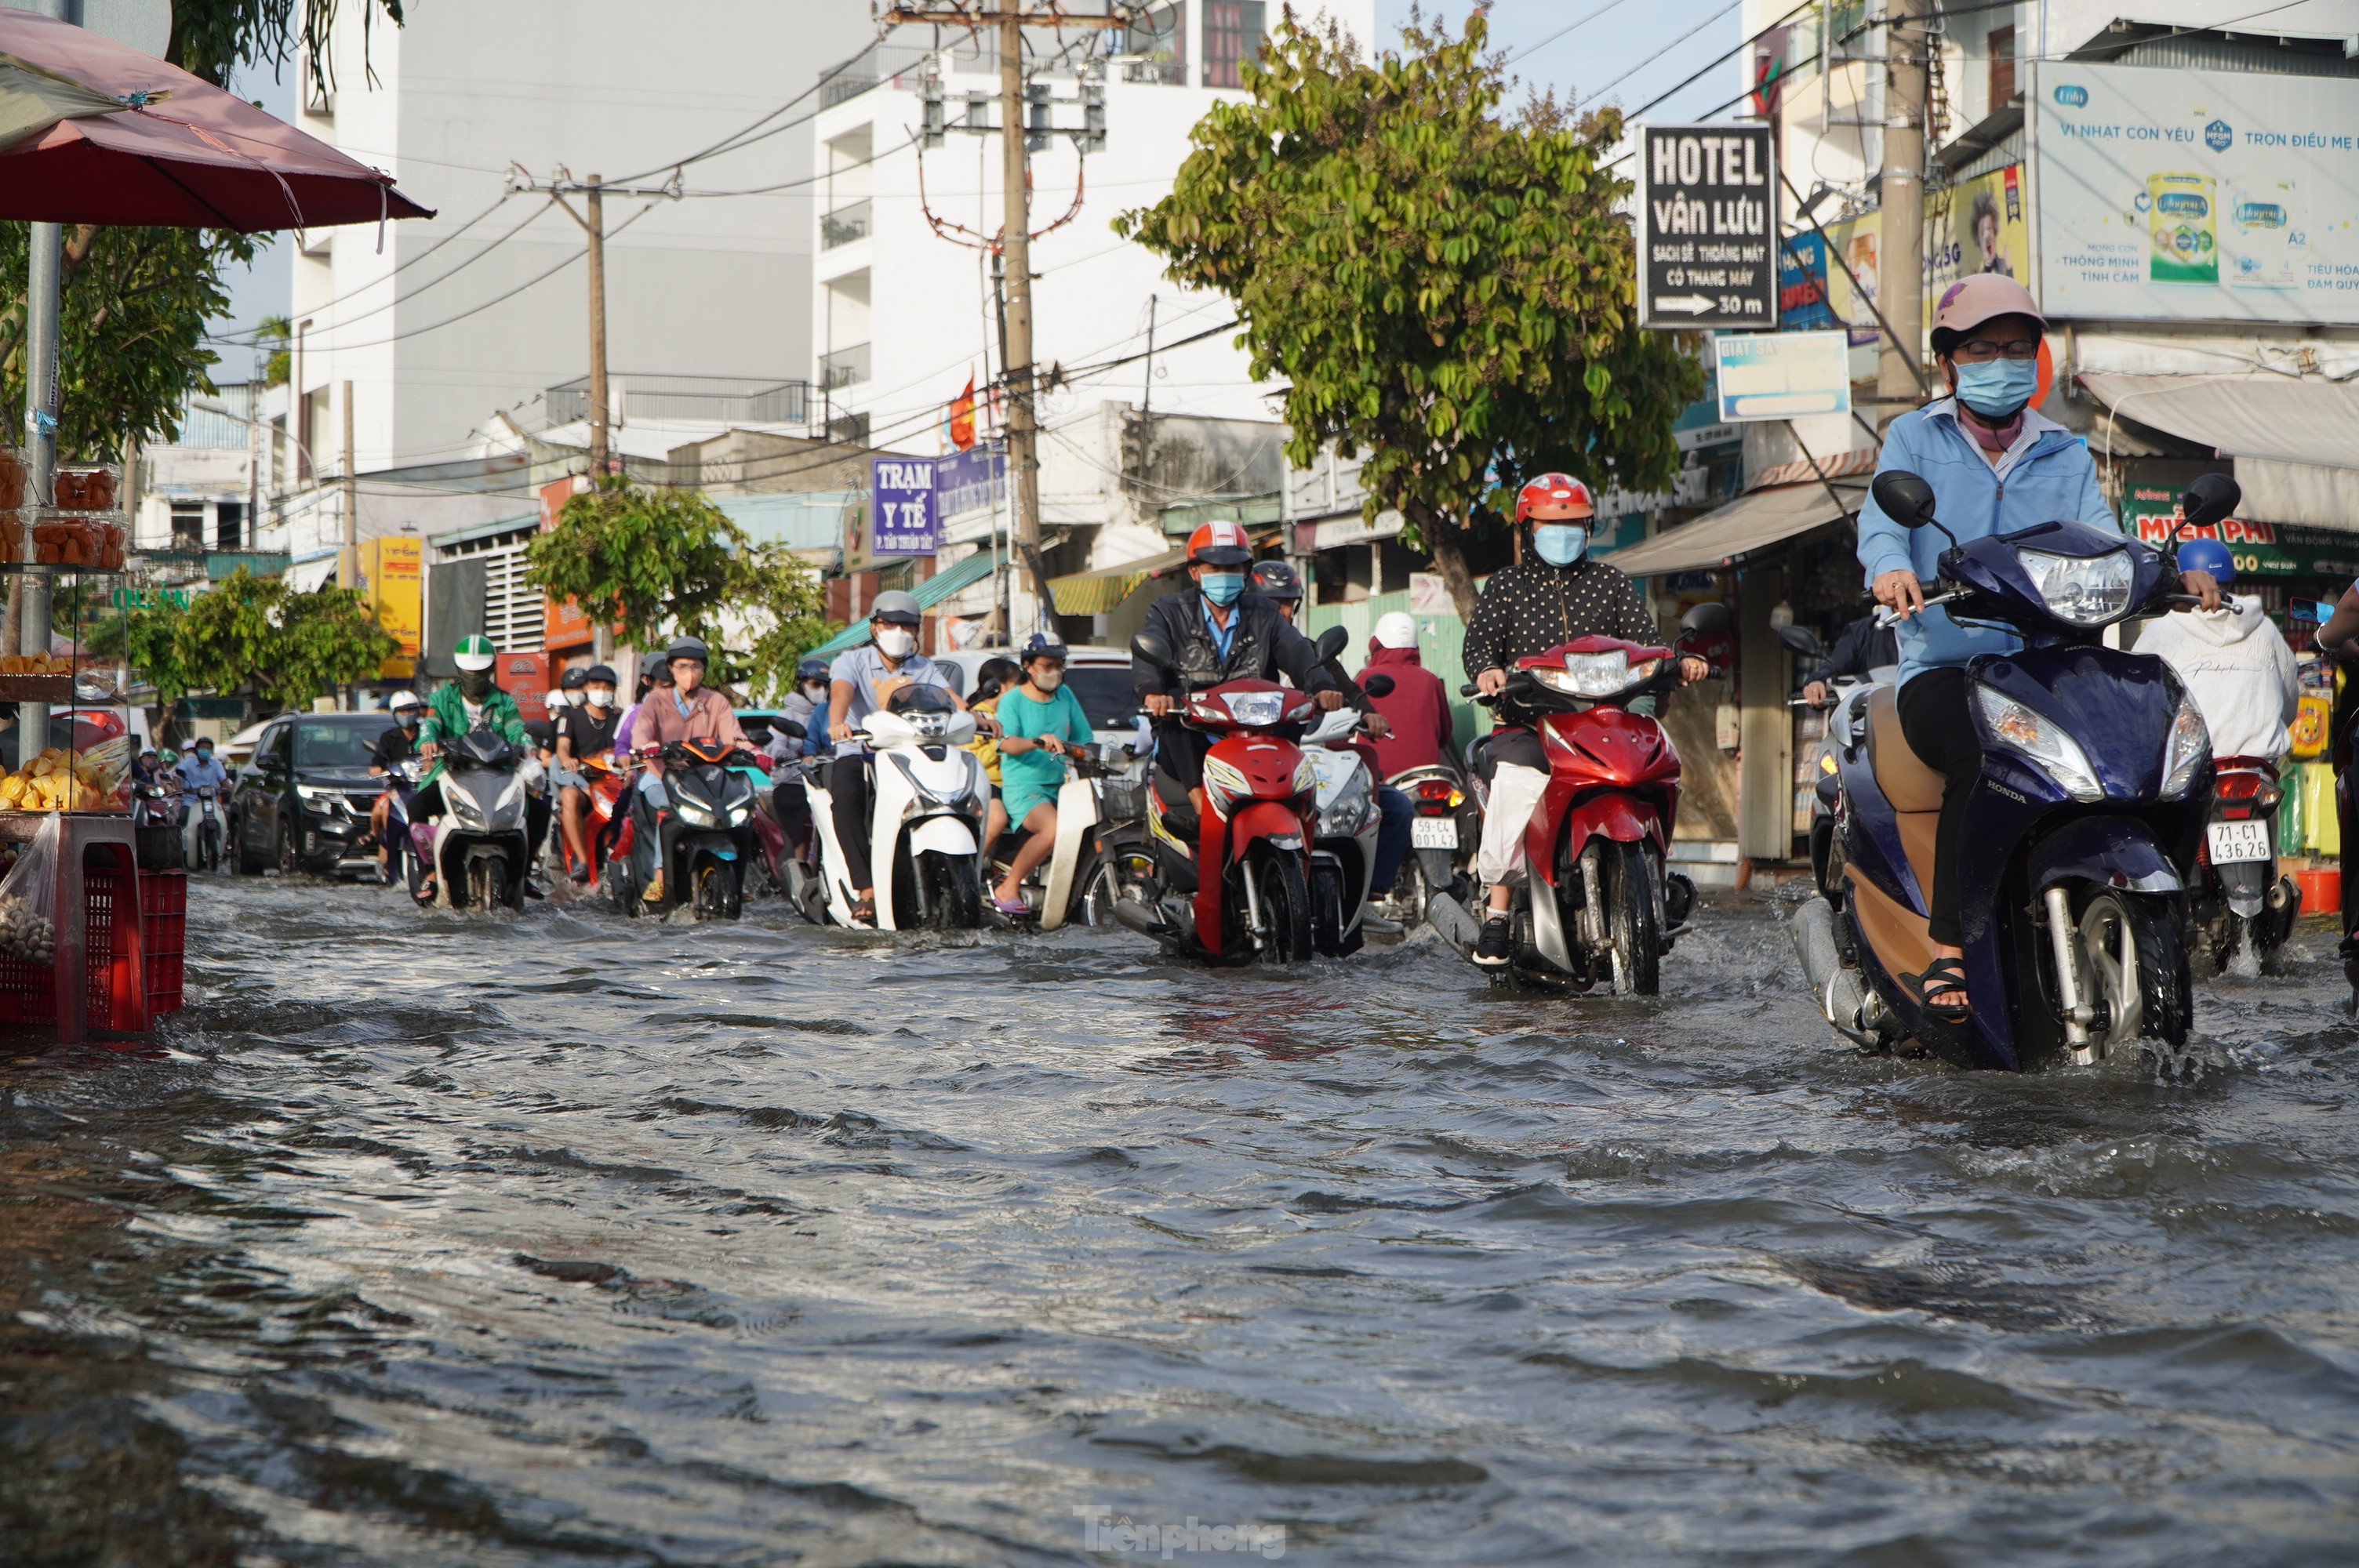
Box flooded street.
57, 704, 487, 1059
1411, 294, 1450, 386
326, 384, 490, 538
4, 877, 2357, 1566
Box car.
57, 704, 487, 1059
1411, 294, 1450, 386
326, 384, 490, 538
930, 645, 1147, 750
217, 718, 273, 775
227, 711, 398, 877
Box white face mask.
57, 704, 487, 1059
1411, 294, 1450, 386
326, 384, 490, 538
874, 626, 917, 659
585, 687, 614, 710
801, 681, 827, 700
1030, 668, 1063, 691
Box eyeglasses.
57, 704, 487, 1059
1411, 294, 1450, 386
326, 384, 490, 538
1952, 337, 2040, 363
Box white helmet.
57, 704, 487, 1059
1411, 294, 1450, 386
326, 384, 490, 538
387, 690, 424, 713
1372, 612, 1417, 649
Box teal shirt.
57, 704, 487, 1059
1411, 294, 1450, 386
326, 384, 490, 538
994, 684, 1092, 798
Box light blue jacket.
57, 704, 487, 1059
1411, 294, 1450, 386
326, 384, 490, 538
1856, 398, 2119, 686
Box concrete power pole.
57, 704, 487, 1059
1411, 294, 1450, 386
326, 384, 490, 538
1877, 0, 1928, 427
337, 380, 358, 590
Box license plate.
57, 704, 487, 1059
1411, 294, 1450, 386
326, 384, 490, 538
2207, 820, 2270, 865
1412, 817, 1459, 849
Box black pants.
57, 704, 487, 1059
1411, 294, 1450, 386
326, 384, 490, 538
1896, 666, 1981, 946
831, 754, 875, 890
773, 780, 812, 859
1154, 720, 1213, 790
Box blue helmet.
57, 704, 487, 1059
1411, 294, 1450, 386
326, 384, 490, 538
2176, 536, 2235, 586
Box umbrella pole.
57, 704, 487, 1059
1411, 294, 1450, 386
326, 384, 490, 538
19, 221, 60, 745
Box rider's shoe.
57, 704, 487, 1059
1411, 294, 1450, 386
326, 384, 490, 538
642, 869, 666, 904
1360, 913, 1403, 936
523, 880, 547, 901
1474, 914, 1514, 967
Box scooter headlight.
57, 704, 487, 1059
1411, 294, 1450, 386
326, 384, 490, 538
1973, 684, 2104, 802
496, 774, 525, 813
729, 804, 751, 825
674, 797, 717, 828
2160, 693, 2211, 800
449, 789, 489, 828
2019, 546, 2135, 626
1203, 756, 1255, 815
1323, 770, 1372, 835
1532, 652, 1660, 699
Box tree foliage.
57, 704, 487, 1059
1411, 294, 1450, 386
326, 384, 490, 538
525, 479, 835, 703
1116, 10, 1704, 615
125, 568, 394, 710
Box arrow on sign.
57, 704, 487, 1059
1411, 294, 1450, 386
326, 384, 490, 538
1652, 294, 1717, 315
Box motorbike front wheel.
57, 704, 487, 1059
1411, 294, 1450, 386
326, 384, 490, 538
692, 858, 742, 921
1251, 851, 1314, 966
2079, 891, 2191, 1051
1602, 840, 1663, 996
921, 851, 983, 930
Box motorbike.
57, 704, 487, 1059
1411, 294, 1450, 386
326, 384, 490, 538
983, 742, 1146, 931
1775, 622, 1898, 898
180, 783, 223, 871
1789, 469, 2231, 1070
1427, 603, 1730, 993
603, 737, 765, 920
736, 734, 796, 902
1106, 625, 1348, 966
1297, 689, 1392, 956
801, 685, 990, 931
1383, 757, 1478, 924
416, 731, 531, 912
2188, 755, 2300, 976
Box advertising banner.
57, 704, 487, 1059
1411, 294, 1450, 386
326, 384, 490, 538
1714, 331, 1852, 420
935, 443, 1005, 520
1637, 122, 1778, 328
1819, 212, 1882, 347
538, 474, 595, 650
1777, 230, 1837, 332
871, 456, 939, 557
2033, 60, 2359, 323
362, 535, 423, 679
1925, 163, 2030, 334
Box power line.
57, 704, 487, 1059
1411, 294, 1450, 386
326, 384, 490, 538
1505, 0, 1644, 67
1582, 0, 1745, 107
207, 190, 521, 347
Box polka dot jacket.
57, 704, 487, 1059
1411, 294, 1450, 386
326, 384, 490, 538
1461, 557, 1659, 679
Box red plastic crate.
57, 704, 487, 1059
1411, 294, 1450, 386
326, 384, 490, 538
0, 862, 131, 1029
140, 868, 186, 1018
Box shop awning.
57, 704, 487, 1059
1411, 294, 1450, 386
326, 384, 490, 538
1599, 478, 1861, 577
2080, 372, 2359, 531
803, 550, 1001, 659
1045, 524, 1284, 615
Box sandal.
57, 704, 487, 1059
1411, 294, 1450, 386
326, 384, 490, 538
849, 892, 876, 927
1902, 956, 1972, 1023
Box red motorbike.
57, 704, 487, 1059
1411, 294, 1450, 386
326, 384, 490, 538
1442, 603, 1730, 993
579, 757, 633, 882
1109, 626, 1348, 964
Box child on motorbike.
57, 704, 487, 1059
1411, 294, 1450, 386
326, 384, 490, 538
968, 656, 1023, 869
986, 637, 1095, 916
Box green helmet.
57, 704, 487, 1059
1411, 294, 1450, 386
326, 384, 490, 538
453, 634, 497, 672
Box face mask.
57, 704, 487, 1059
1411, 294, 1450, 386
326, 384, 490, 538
456, 670, 493, 701
801, 682, 827, 700
874, 626, 917, 659
586, 688, 614, 710
1952, 358, 2039, 420
1200, 572, 1245, 607
398, 715, 419, 729
194, 747, 213, 760
1532, 524, 1589, 567
1030, 668, 1063, 691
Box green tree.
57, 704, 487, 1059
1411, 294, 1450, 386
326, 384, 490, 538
170, 568, 394, 710
1116, 10, 1704, 618
256, 313, 293, 388
721, 543, 836, 703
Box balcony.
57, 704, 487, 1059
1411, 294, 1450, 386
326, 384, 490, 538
544, 374, 809, 426
821, 199, 871, 250
821, 343, 871, 390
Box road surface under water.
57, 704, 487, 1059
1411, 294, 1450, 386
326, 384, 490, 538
2, 876, 2356, 1566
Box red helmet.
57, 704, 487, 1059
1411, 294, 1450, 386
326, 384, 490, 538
1185, 517, 1254, 567
1514, 472, 1595, 523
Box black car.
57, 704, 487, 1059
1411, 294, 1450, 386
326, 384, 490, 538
229, 712, 398, 877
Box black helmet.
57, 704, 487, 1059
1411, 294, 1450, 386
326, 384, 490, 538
1249, 560, 1303, 601
1021, 632, 1068, 664
797, 656, 831, 682
640, 651, 670, 680
583, 663, 617, 687
559, 665, 589, 690
666, 634, 710, 665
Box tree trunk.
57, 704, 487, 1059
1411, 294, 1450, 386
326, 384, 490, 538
1413, 501, 1481, 623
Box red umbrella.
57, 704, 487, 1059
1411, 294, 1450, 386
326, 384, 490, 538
0, 5, 430, 230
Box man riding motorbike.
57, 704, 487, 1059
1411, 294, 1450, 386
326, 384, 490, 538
1465, 472, 1710, 967
1135, 521, 1343, 837
824, 590, 988, 926
369, 690, 425, 879
630, 636, 751, 905
1859, 274, 2221, 1021
412, 635, 532, 902
1362, 612, 1454, 778
1798, 611, 1900, 708
1250, 559, 1412, 931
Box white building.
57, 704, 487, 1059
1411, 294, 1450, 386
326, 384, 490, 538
287, 0, 875, 484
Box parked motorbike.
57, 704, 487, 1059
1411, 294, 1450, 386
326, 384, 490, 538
417, 731, 531, 912
1789, 470, 2230, 1069
1107, 626, 1347, 965
802, 685, 989, 931
1427, 603, 1729, 993
604, 737, 764, 920
2189, 755, 2300, 976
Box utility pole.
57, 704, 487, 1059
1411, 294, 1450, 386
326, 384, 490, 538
887, 2, 1122, 633
508, 166, 681, 478
17, 221, 60, 748
338, 380, 358, 590
1877, 0, 1927, 428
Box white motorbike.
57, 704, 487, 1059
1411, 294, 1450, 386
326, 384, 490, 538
1300, 704, 1383, 956
802, 686, 989, 931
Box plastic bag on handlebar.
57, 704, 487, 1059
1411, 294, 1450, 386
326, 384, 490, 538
0, 813, 60, 964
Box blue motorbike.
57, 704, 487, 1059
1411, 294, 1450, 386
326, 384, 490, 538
1791, 470, 2234, 1070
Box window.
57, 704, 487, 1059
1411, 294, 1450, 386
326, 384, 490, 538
1987, 26, 2016, 110
292, 720, 386, 770
1125, 2, 1185, 85
1204, 2, 1265, 89
215, 501, 243, 552
169, 503, 204, 552
479, 546, 545, 654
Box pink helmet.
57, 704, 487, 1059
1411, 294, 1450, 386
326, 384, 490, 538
1932, 273, 2044, 337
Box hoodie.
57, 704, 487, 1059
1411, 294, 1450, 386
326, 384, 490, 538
1361, 643, 1455, 776
2132, 595, 2299, 761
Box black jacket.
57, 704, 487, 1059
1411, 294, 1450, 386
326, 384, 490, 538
1462, 557, 1658, 679
1133, 587, 1339, 699
1799, 615, 1899, 688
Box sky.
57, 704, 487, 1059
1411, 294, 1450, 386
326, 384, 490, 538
205, 60, 299, 373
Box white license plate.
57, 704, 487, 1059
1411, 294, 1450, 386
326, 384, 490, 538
1412, 817, 1459, 849
2207, 820, 2270, 865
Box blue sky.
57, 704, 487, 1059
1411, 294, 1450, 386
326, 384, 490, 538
207, 60, 298, 365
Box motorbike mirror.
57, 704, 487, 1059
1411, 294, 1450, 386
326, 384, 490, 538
1130, 630, 1177, 672
2289, 597, 2324, 625
1679, 601, 1733, 637
1361, 673, 1396, 698
2176, 472, 2242, 536
1870, 470, 1952, 545
771, 718, 806, 742
1314, 624, 1350, 662
1775, 623, 1828, 660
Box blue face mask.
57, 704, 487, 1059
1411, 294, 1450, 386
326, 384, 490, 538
1532, 524, 1589, 567
1953, 358, 2039, 419
1200, 572, 1245, 607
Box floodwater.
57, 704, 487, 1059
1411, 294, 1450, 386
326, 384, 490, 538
3, 877, 2357, 1567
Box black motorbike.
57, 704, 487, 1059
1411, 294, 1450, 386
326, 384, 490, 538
608, 736, 763, 920
418, 731, 531, 912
